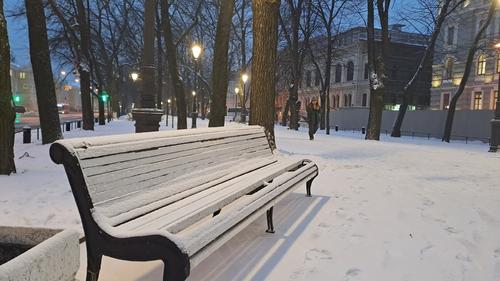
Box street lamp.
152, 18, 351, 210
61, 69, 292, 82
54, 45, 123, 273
131, 72, 139, 82
61, 71, 66, 76
240, 73, 249, 123
191, 44, 202, 128
490, 43, 500, 152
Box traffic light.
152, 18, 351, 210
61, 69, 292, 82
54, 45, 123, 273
13, 94, 21, 104
100, 91, 109, 103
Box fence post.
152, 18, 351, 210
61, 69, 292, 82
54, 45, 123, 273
23, 127, 31, 144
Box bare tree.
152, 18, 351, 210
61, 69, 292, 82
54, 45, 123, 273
365, 0, 390, 141
391, 0, 463, 137
279, 0, 315, 130
0, 0, 16, 175
309, 0, 349, 134
442, 0, 497, 142
25, 0, 62, 144
250, 0, 281, 147
209, 0, 235, 127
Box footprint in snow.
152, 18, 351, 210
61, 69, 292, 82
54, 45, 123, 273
305, 248, 333, 262
344, 268, 362, 280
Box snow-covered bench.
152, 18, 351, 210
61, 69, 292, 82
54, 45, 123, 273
49, 126, 318, 281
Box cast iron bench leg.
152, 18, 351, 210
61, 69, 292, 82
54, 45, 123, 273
266, 207, 275, 233
306, 175, 317, 197
162, 259, 189, 281
86, 248, 102, 281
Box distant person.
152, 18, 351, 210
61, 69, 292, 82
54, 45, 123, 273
307, 97, 320, 140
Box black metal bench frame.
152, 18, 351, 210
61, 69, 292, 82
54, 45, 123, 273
50, 127, 318, 281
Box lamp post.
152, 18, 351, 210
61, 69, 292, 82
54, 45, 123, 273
490, 43, 500, 152
166, 98, 171, 127
132, 0, 163, 133
191, 91, 197, 128
234, 87, 240, 121
191, 44, 202, 128
240, 73, 249, 123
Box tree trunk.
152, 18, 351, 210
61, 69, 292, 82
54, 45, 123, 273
365, 0, 388, 141
443, 0, 497, 142
391, 0, 451, 137
209, 0, 235, 127
161, 0, 187, 129
25, 0, 62, 144
250, 0, 280, 149
156, 2, 164, 111
0, 0, 16, 175
76, 0, 94, 130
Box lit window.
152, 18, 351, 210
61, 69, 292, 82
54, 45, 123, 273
494, 91, 498, 110
496, 54, 500, 73
442, 93, 450, 109
473, 92, 483, 110
477, 55, 486, 75
445, 58, 454, 79
19, 72, 26, 79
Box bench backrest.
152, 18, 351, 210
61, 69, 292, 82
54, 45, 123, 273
50, 126, 272, 225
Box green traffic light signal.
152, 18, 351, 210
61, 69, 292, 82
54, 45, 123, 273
100, 91, 109, 103
13, 95, 21, 103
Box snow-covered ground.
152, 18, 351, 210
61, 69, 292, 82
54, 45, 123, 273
1, 117, 500, 281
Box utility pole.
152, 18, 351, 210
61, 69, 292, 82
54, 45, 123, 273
132, 0, 162, 132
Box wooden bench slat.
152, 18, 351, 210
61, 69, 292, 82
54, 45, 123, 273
87, 143, 270, 204
74, 127, 265, 160
80, 133, 267, 174
96, 156, 279, 225
84, 136, 269, 186
182, 162, 318, 257
115, 159, 305, 233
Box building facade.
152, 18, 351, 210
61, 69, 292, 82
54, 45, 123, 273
10, 64, 37, 112
276, 26, 432, 119
431, 0, 499, 111
10, 63, 81, 113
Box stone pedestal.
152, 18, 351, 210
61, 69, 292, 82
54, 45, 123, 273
0, 226, 80, 281
490, 119, 500, 152
132, 108, 163, 133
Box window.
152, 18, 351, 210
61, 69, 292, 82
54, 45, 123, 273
364, 63, 369, 79
344, 94, 348, 106
445, 58, 454, 79
332, 95, 337, 108
305, 70, 312, 87
314, 69, 321, 87
447, 26, 455, 45
348, 94, 352, 107
19, 72, 26, 79
336, 95, 340, 108
346, 61, 354, 81
494, 91, 498, 110
473, 92, 483, 110
477, 55, 486, 75
362, 93, 367, 107
496, 53, 500, 73
442, 93, 450, 109
335, 64, 342, 83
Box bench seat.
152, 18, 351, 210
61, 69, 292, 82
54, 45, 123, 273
50, 126, 318, 281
